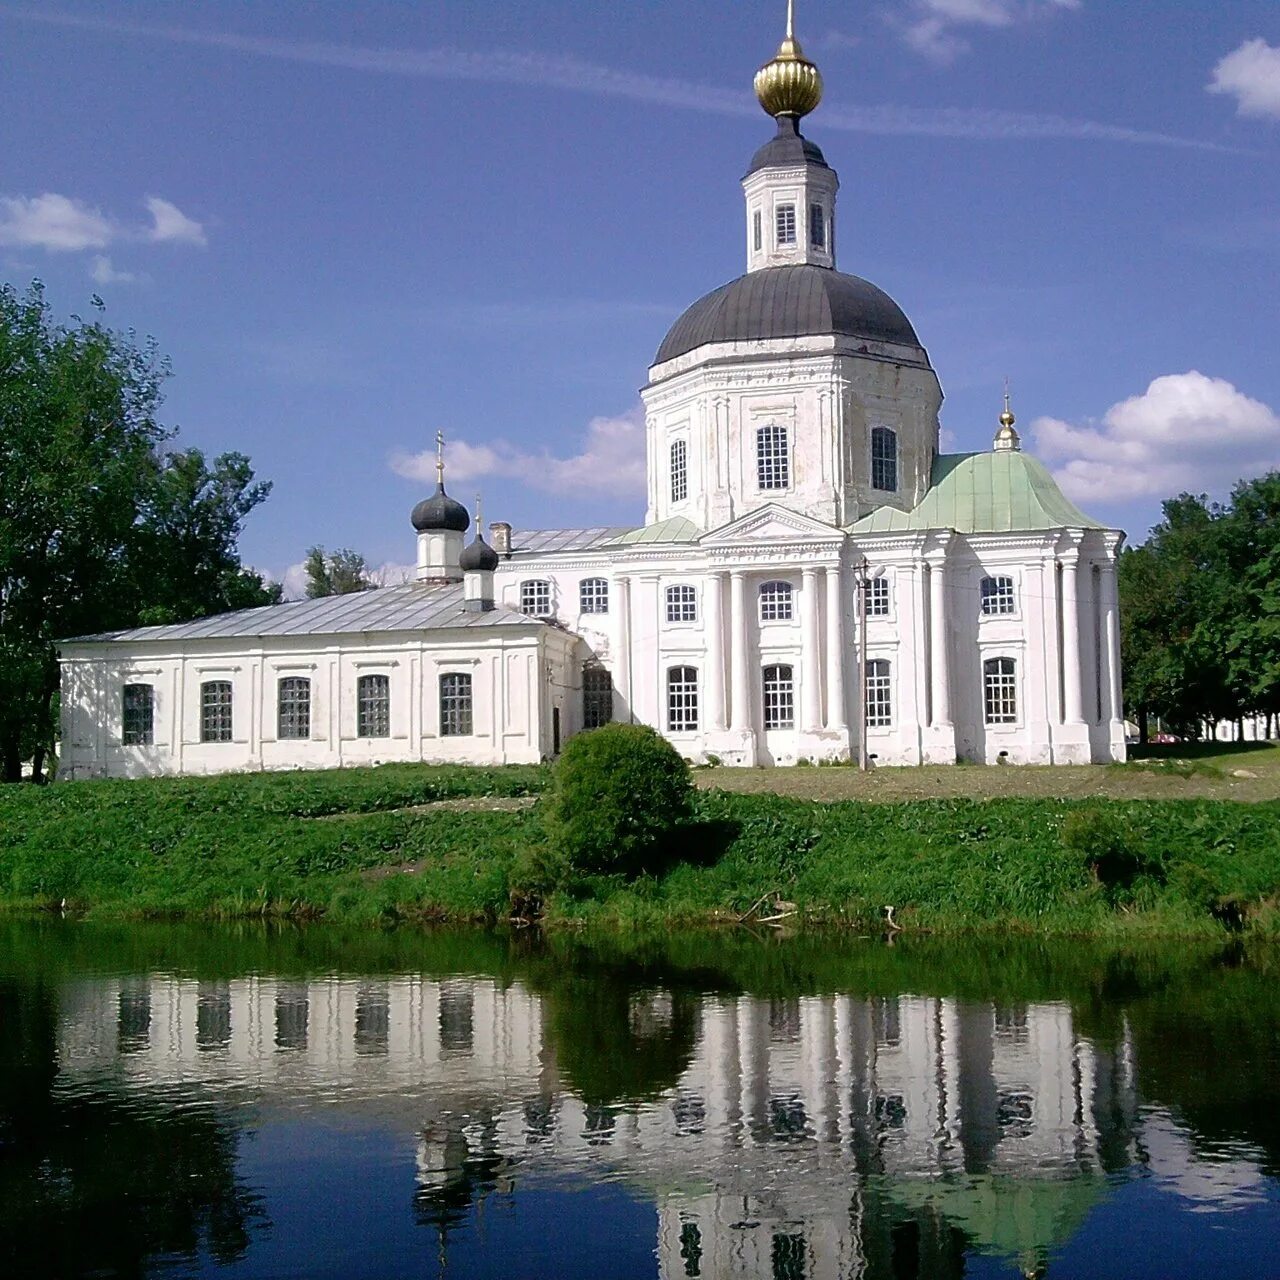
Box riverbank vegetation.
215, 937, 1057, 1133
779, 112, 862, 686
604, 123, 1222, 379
2, 753, 1278, 937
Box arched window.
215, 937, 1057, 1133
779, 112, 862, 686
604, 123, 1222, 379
758, 580, 794, 622
357, 674, 390, 738
277, 677, 311, 740
582, 666, 613, 729
122, 683, 154, 746
980, 575, 1016, 616
200, 680, 233, 743
579, 577, 609, 615
667, 666, 699, 733
757, 424, 790, 491
762, 664, 795, 730
520, 579, 552, 617
665, 583, 698, 623
871, 426, 898, 492
984, 657, 1018, 724
439, 672, 473, 737
670, 438, 688, 504
865, 659, 892, 728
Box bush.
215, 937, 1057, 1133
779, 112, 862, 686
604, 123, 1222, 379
1061, 807, 1164, 894
542, 723, 694, 878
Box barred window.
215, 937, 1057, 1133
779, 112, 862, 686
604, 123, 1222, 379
583, 666, 613, 730
984, 657, 1018, 724
980, 575, 1016, 616
670, 438, 688, 504
200, 680, 233, 743
763, 664, 795, 730
866, 659, 892, 728
776, 203, 797, 245
759, 580, 794, 622
440, 672, 473, 737
862, 575, 891, 617
580, 577, 609, 615
666, 583, 698, 623
871, 426, 898, 492
809, 203, 825, 248
357, 673, 390, 738
520, 579, 552, 617
122, 683, 154, 746
757, 424, 790, 491
277, 677, 311, 740
667, 666, 699, 733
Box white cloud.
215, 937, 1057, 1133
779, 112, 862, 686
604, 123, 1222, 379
1032, 372, 1280, 505
897, 0, 1080, 65
89, 255, 140, 285
1209, 39, 1280, 120
145, 195, 207, 246
390, 410, 647, 501
0, 193, 113, 251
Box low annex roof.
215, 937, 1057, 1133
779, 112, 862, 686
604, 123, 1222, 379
851, 451, 1106, 536
508, 527, 634, 554
62, 582, 543, 646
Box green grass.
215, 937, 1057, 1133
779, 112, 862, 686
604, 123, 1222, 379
2, 764, 1278, 936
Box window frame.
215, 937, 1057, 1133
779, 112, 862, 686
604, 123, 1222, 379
753, 209, 762, 253
980, 574, 1018, 618
862, 573, 892, 619
983, 656, 1019, 726
666, 665, 700, 734
756, 423, 790, 492
758, 580, 795, 623
776, 203, 797, 246
809, 202, 825, 248
519, 579, 552, 618
762, 664, 796, 730
199, 680, 233, 744
276, 676, 311, 741
870, 425, 899, 493
665, 583, 699, 625
439, 672, 473, 738
122, 682, 155, 747
579, 576, 609, 615
865, 658, 893, 729
669, 437, 688, 505
356, 673, 391, 739
582, 665, 613, 730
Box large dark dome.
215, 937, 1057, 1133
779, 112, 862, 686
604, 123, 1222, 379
411, 484, 470, 534
654, 265, 922, 366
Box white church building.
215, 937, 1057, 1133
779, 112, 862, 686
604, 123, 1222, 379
57, 12, 1126, 779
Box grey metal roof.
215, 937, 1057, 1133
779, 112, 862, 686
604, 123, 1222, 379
508, 527, 635, 555
600, 516, 703, 546
63, 582, 540, 646
653, 265, 923, 366
744, 118, 829, 177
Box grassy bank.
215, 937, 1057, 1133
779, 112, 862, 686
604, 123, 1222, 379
2, 763, 1279, 936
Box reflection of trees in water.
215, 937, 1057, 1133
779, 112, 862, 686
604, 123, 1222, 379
0, 980, 265, 1277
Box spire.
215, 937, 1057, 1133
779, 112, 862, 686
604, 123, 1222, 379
754, 0, 823, 121
994, 379, 1022, 452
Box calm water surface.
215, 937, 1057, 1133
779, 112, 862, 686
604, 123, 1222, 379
2, 922, 1278, 1279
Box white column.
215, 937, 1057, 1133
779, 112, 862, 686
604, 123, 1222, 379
615, 575, 632, 722
729, 570, 751, 733
705, 571, 726, 732
928, 558, 952, 727
1102, 561, 1123, 723
824, 564, 847, 732
800, 566, 822, 732
1061, 554, 1085, 724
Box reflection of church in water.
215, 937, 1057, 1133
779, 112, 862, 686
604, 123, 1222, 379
60, 967, 1154, 1278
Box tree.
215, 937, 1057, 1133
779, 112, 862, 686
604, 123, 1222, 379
0, 282, 276, 782
303, 546, 370, 598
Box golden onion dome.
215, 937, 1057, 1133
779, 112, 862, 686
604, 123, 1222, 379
755, 3, 823, 120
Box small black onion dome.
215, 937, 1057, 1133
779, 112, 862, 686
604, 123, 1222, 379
459, 534, 499, 573
411, 484, 470, 533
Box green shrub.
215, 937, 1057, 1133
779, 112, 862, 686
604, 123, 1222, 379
1061, 807, 1164, 893
542, 723, 694, 878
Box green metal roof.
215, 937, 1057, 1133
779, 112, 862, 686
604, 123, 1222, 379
601, 516, 704, 546
850, 450, 1104, 536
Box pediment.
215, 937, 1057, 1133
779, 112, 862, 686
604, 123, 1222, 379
701, 504, 845, 547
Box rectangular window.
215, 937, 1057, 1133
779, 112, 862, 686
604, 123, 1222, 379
984, 657, 1018, 724
670, 438, 688, 504
275, 983, 309, 1051
439, 672, 473, 737
122, 683, 154, 746
357, 673, 390, 738
871, 426, 898, 492
665, 583, 698, 623
759, 580, 794, 622
776, 204, 797, 246
583, 666, 613, 730
753, 209, 762, 252
757, 424, 790, 491
196, 982, 231, 1052
439, 983, 474, 1056
862, 575, 891, 617
355, 984, 389, 1057
520, 579, 552, 617
277, 676, 311, 740
866, 659, 892, 728
763, 664, 795, 730
809, 203, 825, 248
980, 575, 1017, 616
579, 577, 609, 614
200, 680, 233, 743
667, 666, 699, 733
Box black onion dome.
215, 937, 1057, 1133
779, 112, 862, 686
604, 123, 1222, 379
654, 265, 922, 366
744, 117, 828, 177
411, 484, 470, 534
459, 535, 499, 573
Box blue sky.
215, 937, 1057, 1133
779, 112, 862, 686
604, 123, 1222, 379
2, 1, 1278, 590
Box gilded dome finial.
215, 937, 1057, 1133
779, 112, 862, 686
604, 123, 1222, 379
755, 0, 824, 121
995, 378, 1021, 452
